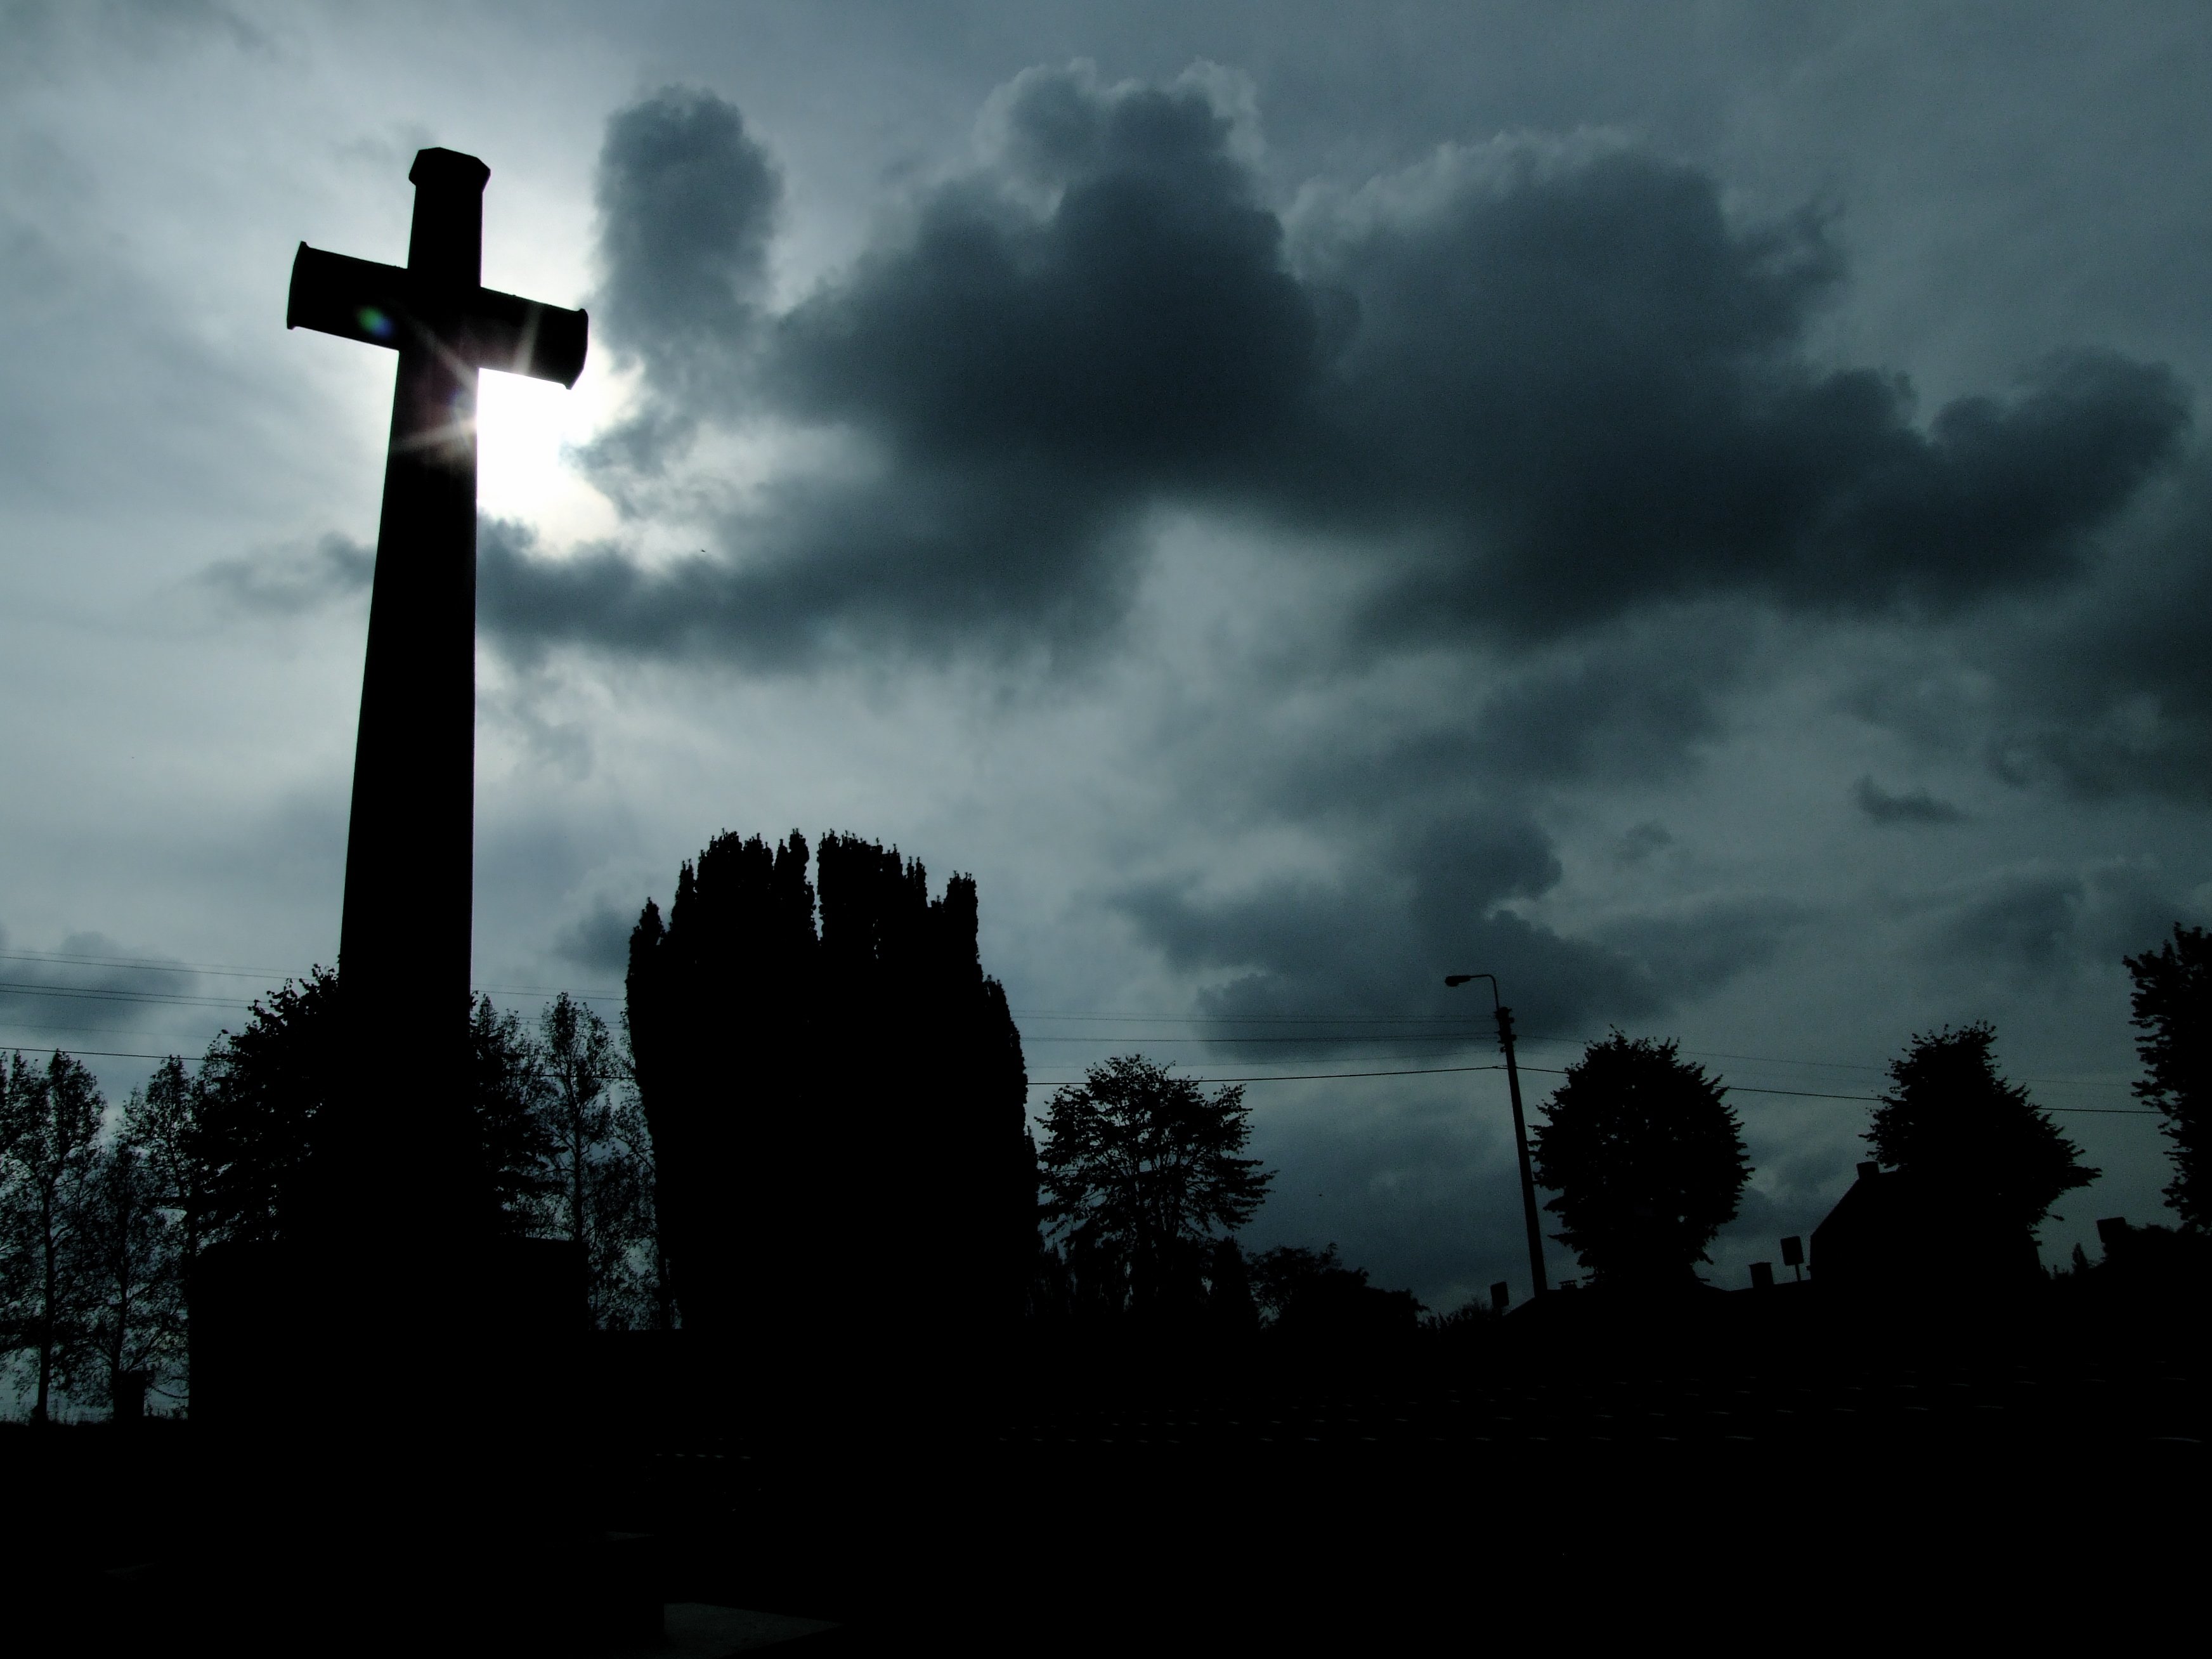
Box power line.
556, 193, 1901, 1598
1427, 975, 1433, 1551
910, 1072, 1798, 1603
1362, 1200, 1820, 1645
0, 1044, 200, 1063
1021, 1061, 2161, 1115
0, 957, 2159, 1112
1018, 1029, 2137, 1090
0, 979, 250, 1010
0, 948, 296, 980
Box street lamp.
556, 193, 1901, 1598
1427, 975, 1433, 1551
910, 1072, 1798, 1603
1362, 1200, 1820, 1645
1445, 973, 1550, 1298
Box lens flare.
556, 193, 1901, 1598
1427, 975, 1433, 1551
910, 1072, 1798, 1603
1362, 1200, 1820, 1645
356, 306, 395, 339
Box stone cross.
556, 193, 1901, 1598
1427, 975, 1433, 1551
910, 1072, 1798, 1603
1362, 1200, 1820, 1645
288, 148, 585, 1185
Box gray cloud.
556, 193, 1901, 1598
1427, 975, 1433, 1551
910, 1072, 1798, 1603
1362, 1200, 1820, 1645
1614, 821, 1674, 865
0, 926, 217, 1049
196, 531, 372, 616
587, 85, 780, 429
488, 67, 2189, 673
552, 896, 637, 977
1852, 775, 1967, 824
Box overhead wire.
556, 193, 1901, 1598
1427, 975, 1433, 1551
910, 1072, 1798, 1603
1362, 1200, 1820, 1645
0, 951, 2160, 1116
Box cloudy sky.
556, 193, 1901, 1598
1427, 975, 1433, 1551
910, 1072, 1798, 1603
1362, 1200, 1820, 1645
4, 0, 2206, 1311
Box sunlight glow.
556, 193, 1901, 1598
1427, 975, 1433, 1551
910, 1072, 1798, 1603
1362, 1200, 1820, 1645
474, 359, 627, 543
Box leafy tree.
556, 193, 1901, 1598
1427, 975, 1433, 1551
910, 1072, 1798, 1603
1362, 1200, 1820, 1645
1868, 1022, 2095, 1233
193, 969, 343, 1249
534, 992, 657, 1327
194, 972, 559, 1249
1, 1053, 107, 1421
1532, 1032, 1751, 1289
1037, 1055, 1273, 1318
2126, 924, 2211, 1229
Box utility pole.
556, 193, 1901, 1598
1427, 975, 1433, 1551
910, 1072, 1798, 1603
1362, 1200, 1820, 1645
1447, 974, 1549, 1298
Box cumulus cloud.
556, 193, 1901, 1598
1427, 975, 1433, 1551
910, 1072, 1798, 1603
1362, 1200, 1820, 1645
464, 63, 2206, 1044
586, 86, 779, 427
488, 67, 2188, 675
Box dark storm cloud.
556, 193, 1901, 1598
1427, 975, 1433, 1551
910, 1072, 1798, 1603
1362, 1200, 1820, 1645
477, 486, 1137, 667
1591, 895, 1813, 994
1114, 803, 1812, 1047
1852, 775, 1966, 825
490, 67, 2189, 670
1457, 613, 1748, 786
1241, 615, 1745, 835
197, 531, 372, 616
1929, 859, 2200, 985
1978, 469, 2212, 802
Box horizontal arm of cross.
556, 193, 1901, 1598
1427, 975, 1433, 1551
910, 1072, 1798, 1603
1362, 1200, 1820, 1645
287, 243, 589, 387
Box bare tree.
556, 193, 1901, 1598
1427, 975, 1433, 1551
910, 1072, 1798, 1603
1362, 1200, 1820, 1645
1, 1053, 106, 1421
537, 994, 656, 1327
76, 1092, 185, 1417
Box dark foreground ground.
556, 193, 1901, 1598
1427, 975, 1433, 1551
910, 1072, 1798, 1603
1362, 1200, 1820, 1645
7, 1287, 2206, 1653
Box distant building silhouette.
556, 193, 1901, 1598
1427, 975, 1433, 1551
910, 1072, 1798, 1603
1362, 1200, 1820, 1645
1811, 1161, 2043, 1296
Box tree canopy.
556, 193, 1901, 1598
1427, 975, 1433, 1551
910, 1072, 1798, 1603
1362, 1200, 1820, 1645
1531, 1032, 1750, 1289
1868, 1022, 2095, 1233
2126, 923, 2209, 1230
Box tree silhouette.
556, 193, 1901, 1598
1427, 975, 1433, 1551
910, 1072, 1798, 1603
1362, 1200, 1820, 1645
1248, 1242, 1422, 1342
1037, 1055, 1273, 1320
194, 970, 342, 1249
1531, 1032, 1750, 1289
1, 1052, 106, 1421
2125, 924, 2209, 1229
77, 1089, 185, 1417
468, 996, 557, 1237
1869, 1023, 2095, 1233
129, 1057, 208, 1389
534, 992, 656, 1327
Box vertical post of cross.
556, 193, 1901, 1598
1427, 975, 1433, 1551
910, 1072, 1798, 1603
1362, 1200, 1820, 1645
339, 148, 488, 1086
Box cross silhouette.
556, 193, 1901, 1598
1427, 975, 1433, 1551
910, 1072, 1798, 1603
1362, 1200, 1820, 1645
287, 146, 585, 1103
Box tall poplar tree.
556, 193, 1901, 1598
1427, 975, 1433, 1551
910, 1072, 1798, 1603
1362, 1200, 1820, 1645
627, 830, 1034, 1355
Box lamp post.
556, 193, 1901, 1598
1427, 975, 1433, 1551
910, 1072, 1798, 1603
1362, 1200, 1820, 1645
1445, 973, 1549, 1298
